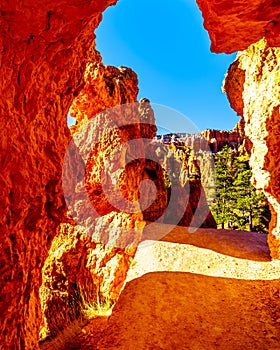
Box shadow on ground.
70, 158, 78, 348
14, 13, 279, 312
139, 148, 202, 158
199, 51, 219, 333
95, 271, 280, 350
142, 224, 271, 262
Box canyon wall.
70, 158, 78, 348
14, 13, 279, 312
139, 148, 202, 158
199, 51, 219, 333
223, 39, 280, 258
201, 128, 244, 153
197, 0, 280, 258
0, 2, 216, 345
40, 53, 151, 339
2, 0, 280, 348
145, 143, 216, 228
196, 0, 280, 53
0, 1, 117, 348
154, 127, 244, 154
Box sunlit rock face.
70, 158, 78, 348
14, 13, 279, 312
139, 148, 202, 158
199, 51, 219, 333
223, 39, 280, 258
197, 1, 280, 258
196, 0, 280, 53
0, 1, 117, 348
201, 128, 244, 153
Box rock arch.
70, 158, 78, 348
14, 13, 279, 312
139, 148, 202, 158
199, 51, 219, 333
1, 0, 280, 347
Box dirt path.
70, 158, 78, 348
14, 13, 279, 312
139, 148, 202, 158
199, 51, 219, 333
95, 272, 280, 350
48, 225, 280, 349
92, 225, 280, 349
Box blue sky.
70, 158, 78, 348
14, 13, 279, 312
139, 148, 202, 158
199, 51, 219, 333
94, 0, 239, 133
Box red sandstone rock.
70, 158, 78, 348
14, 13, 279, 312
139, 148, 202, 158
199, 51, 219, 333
201, 128, 244, 153
144, 143, 216, 228
40, 51, 216, 339
3, 0, 280, 348
40, 53, 150, 339
40, 222, 137, 339
198, 1, 280, 257
0, 1, 117, 348
196, 0, 280, 53
223, 39, 280, 258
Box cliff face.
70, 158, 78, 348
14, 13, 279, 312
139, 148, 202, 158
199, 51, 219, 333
201, 128, 244, 153
197, 0, 280, 258
196, 0, 280, 53
145, 143, 216, 228
0, 2, 216, 344
0, 1, 117, 348
154, 127, 244, 154
223, 39, 280, 258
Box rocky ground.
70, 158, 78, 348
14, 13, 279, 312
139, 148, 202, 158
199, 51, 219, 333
41, 224, 280, 349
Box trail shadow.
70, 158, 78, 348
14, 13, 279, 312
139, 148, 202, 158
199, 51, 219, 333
142, 223, 271, 262
96, 271, 280, 350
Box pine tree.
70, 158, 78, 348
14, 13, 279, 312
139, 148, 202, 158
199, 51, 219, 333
211, 146, 270, 233
211, 145, 236, 229
232, 159, 271, 232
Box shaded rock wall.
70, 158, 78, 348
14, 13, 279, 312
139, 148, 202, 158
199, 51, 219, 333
223, 39, 280, 258
0, 1, 117, 348
145, 143, 216, 228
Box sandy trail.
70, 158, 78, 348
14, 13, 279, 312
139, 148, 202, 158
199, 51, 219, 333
46, 225, 280, 349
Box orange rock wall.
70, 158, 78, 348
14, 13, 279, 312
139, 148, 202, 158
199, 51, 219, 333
40, 52, 216, 340
196, 0, 280, 53
197, 0, 280, 258
0, 1, 116, 348
201, 128, 244, 153
2, 0, 280, 347
40, 55, 154, 338
40, 47, 218, 339
223, 39, 280, 258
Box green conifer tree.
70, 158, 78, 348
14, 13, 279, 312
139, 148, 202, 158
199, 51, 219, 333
211, 146, 270, 233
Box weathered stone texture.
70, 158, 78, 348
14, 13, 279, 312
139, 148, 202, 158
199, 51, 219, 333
223, 39, 280, 258
40, 53, 216, 339
201, 128, 244, 153
197, 0, 280, 258
40, 55, 151, 339
0, 1, 116, 348
144, 143, 216, 228
3, 0, 280, 348
196, 0, 280, 53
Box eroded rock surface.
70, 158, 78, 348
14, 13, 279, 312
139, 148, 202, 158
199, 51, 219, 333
3, 0, 280, 348
201, 128, 244, 153
145, 143, 216, 228
196, 0, 280, 53
40, 54, 151, 339
197, 1, 280, 258
0, 1, 117, 348
40, 51, 216, 339
223, 39, 280, 258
